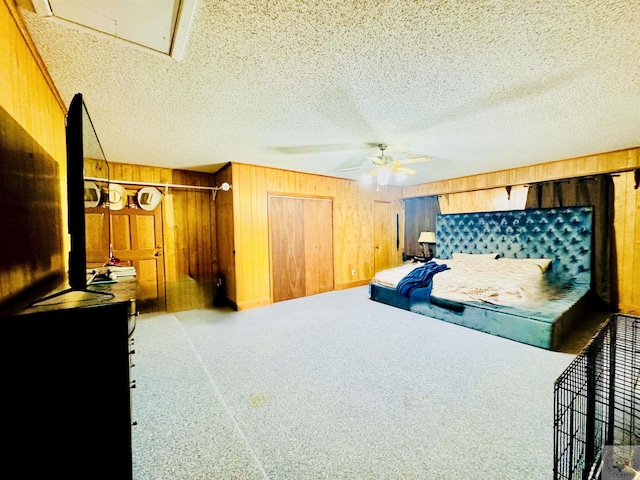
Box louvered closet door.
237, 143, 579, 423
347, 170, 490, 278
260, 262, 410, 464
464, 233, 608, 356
269, 196, 334, 303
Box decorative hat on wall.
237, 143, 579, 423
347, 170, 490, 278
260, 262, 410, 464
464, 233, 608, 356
108, 183, 127, 210
137, 186, 162, 210
84, 181, 101, 208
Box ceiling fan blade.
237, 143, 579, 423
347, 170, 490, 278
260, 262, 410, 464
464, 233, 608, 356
394, 166, 418, 175
335, 165, 375, 172
274, 143, 377, 155
397, 156, 431, 164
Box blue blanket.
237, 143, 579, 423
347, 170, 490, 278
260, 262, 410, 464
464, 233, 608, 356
396, 261, 450, 302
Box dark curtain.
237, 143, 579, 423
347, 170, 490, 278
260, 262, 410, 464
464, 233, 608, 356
525, 175, 616, 308
404, 196, 441, 258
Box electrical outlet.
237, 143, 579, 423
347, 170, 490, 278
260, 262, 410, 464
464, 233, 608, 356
351, 269, 356, 276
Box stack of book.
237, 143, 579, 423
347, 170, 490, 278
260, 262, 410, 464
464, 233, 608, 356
109, 266, 137, 278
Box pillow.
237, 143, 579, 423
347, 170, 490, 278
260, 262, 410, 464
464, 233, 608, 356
498, 257, 552, 273
452, 252, 499, 263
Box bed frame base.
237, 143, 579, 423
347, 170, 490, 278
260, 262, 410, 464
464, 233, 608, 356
370, 281, 592, 350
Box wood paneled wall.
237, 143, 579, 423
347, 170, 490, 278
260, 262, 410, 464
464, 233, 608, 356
404, 148, 640, 314
404, 196, 441, 257
214, 165, 235, 304
224, 163, 404, 310
612, 170, 640, 314
170, 169, 217, 311
438, 185, 529, 214
84, 161, 219, 312
0, 0, 67, 307
404, 149, 638, 198
1, 0, 66, 154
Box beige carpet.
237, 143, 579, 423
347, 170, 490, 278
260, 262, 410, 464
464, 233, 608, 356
130, 286, 605, 479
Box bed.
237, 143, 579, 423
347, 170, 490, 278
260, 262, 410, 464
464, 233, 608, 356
369, 206, 594, 350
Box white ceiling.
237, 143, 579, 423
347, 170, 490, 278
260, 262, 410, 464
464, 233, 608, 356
18, 0, 640, 186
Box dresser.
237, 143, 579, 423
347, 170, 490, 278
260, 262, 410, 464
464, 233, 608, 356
0, 280, 137, 479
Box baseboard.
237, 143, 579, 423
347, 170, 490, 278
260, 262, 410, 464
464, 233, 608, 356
236, 297, 271, 310
335, 280, 369, 290
232, 284, 371, 310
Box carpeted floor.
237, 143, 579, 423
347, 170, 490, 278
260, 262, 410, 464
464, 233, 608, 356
130, 286, 604, 479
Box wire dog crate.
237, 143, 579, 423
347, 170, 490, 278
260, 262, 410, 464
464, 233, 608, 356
554, 314, 639, 480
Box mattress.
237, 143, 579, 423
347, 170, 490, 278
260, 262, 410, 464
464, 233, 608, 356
374, 256, 583, 314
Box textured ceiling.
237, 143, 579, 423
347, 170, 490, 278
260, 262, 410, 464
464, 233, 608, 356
18, 0, 640, 186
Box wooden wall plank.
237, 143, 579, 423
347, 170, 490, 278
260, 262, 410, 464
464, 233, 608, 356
214, 165, 235, 305
613, 171, 640, 314
1, 0, 66, 305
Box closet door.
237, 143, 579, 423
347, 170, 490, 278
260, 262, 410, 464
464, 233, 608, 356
304, 198, 333, 295
269, 196, 333, 303
270, 196, 306, 302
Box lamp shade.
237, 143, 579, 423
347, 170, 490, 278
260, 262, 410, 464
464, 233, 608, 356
418, 231, 436, 243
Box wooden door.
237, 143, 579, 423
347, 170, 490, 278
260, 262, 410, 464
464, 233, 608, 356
270, 196, 305, 302
110, 206, 165, 311
374, 201, 392, 273
85, 207, 110, 266
304, 198, 334, 295
269, 196, 334, 303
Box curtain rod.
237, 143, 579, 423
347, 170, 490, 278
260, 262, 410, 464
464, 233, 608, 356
84, 176, 231, 194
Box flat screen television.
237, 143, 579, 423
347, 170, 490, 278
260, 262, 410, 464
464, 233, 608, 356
67, 92, 112, 289
31, 93, 111, 305
66, 93, 87, 289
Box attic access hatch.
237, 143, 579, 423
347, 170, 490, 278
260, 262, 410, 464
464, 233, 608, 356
30, 0, 197, 61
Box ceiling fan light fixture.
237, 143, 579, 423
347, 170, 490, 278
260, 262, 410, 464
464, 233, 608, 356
360, 173, 373, 184
376, 168, 390, 186
339, 143, 430, 185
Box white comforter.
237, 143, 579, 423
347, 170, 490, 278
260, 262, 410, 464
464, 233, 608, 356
372, 257, 552, 306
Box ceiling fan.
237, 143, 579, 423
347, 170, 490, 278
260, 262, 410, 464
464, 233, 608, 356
337, 143, 430, 185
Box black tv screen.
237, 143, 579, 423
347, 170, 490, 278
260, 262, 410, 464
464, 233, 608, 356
66, 93, 85, 289
66, 93, 109, 289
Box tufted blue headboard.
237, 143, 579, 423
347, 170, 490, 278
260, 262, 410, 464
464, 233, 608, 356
435, 207, 593, 284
